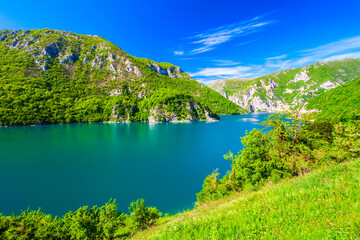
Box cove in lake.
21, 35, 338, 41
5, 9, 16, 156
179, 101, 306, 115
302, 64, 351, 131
0, 113, 271, 216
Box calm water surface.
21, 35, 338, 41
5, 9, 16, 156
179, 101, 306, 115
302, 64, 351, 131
0, 113, 271, 216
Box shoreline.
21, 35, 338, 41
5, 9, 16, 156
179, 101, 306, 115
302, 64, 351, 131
0, 115, 238, 128
0, 112, 278, 128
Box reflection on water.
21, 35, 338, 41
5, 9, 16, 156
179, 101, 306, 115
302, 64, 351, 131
238, 117, 260, 122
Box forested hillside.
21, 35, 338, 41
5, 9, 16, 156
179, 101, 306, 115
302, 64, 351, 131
305, 76, 360, 121
0, 29, 246, 126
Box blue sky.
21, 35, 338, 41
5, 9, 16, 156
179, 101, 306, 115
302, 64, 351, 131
1, 0, 360, 83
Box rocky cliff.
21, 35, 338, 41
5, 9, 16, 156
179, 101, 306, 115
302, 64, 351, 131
207, 59, 360, 113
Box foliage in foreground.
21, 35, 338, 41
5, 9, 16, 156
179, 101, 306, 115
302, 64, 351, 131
132, 112, 360, 239
197, 114, 360, 203
0, 199, 161, 239
134, 158, 360, 239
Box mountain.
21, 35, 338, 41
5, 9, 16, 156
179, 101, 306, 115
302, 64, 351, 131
305, 76, 360, 121
0, 29, 246, 126
206, 78, 254, 96
207, 59, 360, 112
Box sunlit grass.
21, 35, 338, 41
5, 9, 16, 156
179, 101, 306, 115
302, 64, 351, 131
133, 159, 360, 239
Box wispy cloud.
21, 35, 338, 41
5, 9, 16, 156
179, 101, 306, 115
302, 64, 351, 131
190, 46, 215, 55
234, 39, 257, 47
175, 15, 276, 56
300, 36, 360, 59
189, 65, 263, 79
191, 35, 360, 83
212, 60, 242, 66
179, 57, 197, 60
323, 51, 360, 62
266, 54, 288, 60
265, 36, 360, 70
174, 50, 184, 56
189, 17, 274, 55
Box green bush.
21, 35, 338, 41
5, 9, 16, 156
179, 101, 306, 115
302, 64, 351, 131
0, 199, 162, 239
197, 114, 360, 204
128, 199, 162, 230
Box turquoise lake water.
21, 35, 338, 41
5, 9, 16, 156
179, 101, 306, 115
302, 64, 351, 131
0, 113, 271, 216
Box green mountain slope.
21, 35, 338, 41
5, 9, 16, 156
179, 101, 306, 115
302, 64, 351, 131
0, 29, 246, 126
305, 76, 360, 121
134, 159, 360, 239
207, 59, 360, 112
206, 78, 254, 96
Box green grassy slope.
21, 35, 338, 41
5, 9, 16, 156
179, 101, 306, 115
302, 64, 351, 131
306, 77, 360, 121
134, 159, 360, 239
207, 78, 254, 96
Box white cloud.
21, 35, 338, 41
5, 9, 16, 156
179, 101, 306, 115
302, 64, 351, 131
191, 35, 360, 83
300, 36, 360, 58
193, 35, 232, 47
179, 57, 197, 60
190, 65, 259, 78
174, 50, 184, 56
263, 35, 360, 72
186, 16, 275, 55
234, 39, 257, 47
190, 46, 215, 55
266, 54, 288, 60
323, 51, 360, 62
212, 60, 242, 66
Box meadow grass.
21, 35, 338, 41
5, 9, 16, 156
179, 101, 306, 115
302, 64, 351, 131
133, 159, 360, 239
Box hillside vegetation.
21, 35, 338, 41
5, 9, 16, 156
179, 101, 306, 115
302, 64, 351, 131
0, 29, 245, 126
134, 115, 360, 239
305, 76, 360, 121
134, 159, 360, 239
207, 59, 360, 112
207, 78, 253, 96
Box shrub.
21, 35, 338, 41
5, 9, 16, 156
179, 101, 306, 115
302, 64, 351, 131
128, 199, 162, 230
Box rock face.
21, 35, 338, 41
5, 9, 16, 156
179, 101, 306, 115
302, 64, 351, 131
0, 29, 186, 81
111, 105, 135, 122
290, 69, 311, 83
207, 59, 360, 112
0, 29, 136, 77
146, 63, 183, 78
148, 101, 219, 123
228, 78, 290, 112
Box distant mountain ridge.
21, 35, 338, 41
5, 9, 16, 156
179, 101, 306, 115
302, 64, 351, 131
0, 29, 246, 126
207, 59, 360, 113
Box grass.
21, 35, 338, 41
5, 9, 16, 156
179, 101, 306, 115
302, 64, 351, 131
133, 159, 360, 239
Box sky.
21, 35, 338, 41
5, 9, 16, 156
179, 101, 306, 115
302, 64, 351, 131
1, 0, 360, 83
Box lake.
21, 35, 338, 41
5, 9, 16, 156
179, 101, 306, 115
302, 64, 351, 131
0, 113, 271, 216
